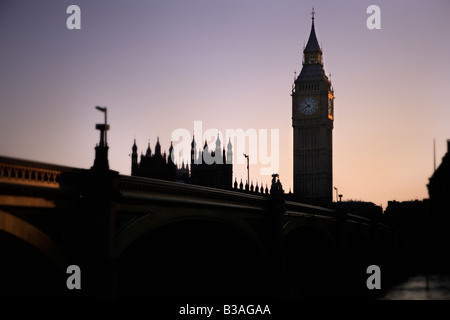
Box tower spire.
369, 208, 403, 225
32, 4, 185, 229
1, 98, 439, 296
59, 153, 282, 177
304, 9, 321, 55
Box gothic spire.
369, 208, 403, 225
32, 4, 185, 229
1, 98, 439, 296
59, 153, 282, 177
304, 8, 322, 54
168, 141, 174, 164
146, 141, 152, 157
155, 136, 161, 156
227, 138, 232, 152
227, 138, 233, 164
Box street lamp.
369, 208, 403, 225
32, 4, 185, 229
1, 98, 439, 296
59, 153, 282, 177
243, 153, 249, 186
93, 106, 110, 171
334, 187, 338, 202
95, 106, 107, 124
95, 106, 108, 146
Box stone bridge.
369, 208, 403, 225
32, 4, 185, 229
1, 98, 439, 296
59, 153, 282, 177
0, 156, 393, 299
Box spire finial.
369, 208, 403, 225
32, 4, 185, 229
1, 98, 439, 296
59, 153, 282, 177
311, 7, 315, 21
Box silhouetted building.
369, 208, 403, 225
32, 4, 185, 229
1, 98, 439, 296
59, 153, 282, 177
335, 200, 383, 221
131, 135, 233, 190
131, 138, 177, 181
292, 10, 334, 206
384, 200, 429, 229
428, 139, 450, 226
176, 161, 190, 182
190, 134, 233, 190
427, 139, 450, 270
384, 199, 430, 273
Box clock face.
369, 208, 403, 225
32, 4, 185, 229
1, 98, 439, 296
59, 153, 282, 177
299, 97, 318, 115
328, 98, 333, 117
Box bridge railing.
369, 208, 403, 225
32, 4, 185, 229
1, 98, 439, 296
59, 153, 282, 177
284, 200, 392, 231
118, 174, 272, 211
0, 156, 393, 232
284, 200, 337, 221
0, 156, 85, 190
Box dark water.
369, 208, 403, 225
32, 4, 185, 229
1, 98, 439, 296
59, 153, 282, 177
380, 274, 450, 300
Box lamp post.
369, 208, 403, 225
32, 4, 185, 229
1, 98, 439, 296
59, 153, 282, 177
243, 153, 249, 186
93, 106, 109, 171
334, 187, 338, 203
95, 106, 108, 145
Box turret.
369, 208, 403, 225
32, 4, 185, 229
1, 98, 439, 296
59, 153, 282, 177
302, 8, 323, 66
168, 141, 174, 165
215, 133, 221, 157
131, 139, 138, 175
146, 142, 152, 157
227, 138, 233, 164
155, 137, 161, 157
191, 136, 197, 164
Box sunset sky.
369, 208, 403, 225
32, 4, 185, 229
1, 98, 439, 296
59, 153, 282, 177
1, 0, 449, 209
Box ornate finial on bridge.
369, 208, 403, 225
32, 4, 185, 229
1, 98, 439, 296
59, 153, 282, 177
92, 106, 110, 171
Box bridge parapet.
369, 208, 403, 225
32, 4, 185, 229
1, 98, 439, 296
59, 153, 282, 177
118, 174, 271, 211
0, 156, 86, 191
0, 157, 63, 188
346, 213, 372, 227
285, 200, 336, 217
0, 156, 397, 299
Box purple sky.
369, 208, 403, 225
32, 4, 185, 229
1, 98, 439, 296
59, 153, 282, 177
1, 0, 450, 209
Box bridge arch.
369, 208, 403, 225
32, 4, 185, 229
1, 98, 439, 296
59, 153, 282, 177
0, 210, 67, 298
114, 210, 268, 299
283, 220, 337, 248
0, 210, 65, 270
340, 228, 375, 295
114, 210, 265, 260
282, 222, 338, 299
342, 228, 374, 266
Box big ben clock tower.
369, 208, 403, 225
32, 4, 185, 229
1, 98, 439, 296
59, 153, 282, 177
292, 9, 334, 206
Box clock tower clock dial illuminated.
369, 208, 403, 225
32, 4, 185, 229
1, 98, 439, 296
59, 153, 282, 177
291, 10, 334, 206
328, 95, 334, 120
299, 97, 318, 115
